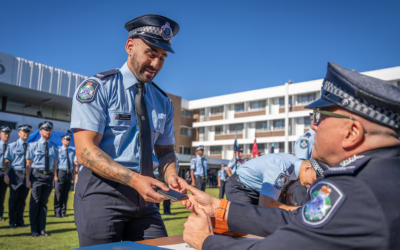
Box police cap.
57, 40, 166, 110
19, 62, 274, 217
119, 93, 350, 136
125, 14, 180, 54
0, 126, 12, 133
305, 62, 400, 131
18, 125, 32, 132
196, 145, 204, 151
61, 134, 72, 141
38, 121, 53, 130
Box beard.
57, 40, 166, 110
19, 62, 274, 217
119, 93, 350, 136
130, 53, 157, 83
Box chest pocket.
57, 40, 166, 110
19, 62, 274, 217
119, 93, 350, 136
107, 110, 137, 131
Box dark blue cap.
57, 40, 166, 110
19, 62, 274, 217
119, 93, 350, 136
61, 134, 72, 140
306, 62, 400, 130
38, 121, 53, 130
125, 14, 180, 54
0, 126, 11, 133
196, 145, 204, 151
18, 125, 32, 132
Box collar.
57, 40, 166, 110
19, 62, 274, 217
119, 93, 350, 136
62, 146, 69, 150
120, 62, 141, 90
361, 145, 400, 158
39, 138, 49, 144
0, 140, 5, 145
18, 138, 26, 144
307, 128, 316, 136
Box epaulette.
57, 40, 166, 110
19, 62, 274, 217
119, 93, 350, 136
152, 82, 168, 98
324, 155, 371, 177
304, 133, 312, 138
93, 69, 120, 79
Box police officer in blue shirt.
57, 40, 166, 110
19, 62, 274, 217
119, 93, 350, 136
0, 126, 11, 221
190, 146, 208, 191
71, 14, 187, 247
217, 164, 227, 199
26, 121, 58, 237
4, 125, 31, 228
182, 62, 400, 250
54, 134, 77, 218
226, 148, 243, 177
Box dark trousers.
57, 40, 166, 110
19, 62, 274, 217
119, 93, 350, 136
155, 200, 171, 214
0, 170, 8, 218
195, 176, 206, 191
219, 180, 226, 199
225, 174, 260, 206
54, 170, 72, 217
29, 171, 53, 233
9, 169, 29, 225
75, 168, 167, 247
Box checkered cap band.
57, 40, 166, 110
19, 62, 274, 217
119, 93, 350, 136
128, 26, 172, 43
323, 80, 400, 129
309, 157, 326, 177
0, 126, 11, 132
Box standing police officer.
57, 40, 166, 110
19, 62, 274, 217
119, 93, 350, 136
217, 164, 227, 199
182, 62, 400, 250
226, 148, 243, 177
26, 121, 58, 237
54, 134, 76, 218
0, 126, 11, 221
190, 146, 208, 191
4, 125, 31, 228
71, 14, 187, 247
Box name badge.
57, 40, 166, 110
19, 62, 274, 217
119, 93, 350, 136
115, 114, 131, 121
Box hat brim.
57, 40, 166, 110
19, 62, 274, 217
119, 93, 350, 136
139, 36, 175, 54
305, 97, 336, 109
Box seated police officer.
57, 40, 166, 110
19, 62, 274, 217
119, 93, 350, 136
190, 146, 208, 191
0, 126, 11, 221
26, 121, 58, 237
181, 62, 400, 250
54, 134, 77, 218
4, 125, 32, 228
225, 153, 322, 210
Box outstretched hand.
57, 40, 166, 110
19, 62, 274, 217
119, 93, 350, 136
183, 205, 214, 250
182, 185, 221, 217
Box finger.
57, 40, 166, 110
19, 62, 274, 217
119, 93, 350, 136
169, 176, 179, 189
193, 205, 208, 218
152, 179, 169, 191
186, 184, 198, 194
146, 189, 169, 202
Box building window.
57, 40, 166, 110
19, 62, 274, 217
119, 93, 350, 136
181, 109, 193, 118
179, 146, 191, 155
234, 103, 245, 112
210, 106, 224, 116
279, 98, 285, 108
180, 126, 192, 137
255, 121, 268, 131
210, 146, 222, 155
198, 127, 205, 141
257, 143, 265, 154
215, 125, 223, 135
250, 100, 265, 111
304, 117, 311, 128
273, 119, 285, 130
298, 93, 315, 105
229, 123, 244, 134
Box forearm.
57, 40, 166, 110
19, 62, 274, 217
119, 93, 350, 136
26, 163, 32, 180
79, 145, 136, 186
226, 168, 232, 177
53, 162, 58, 177
191, 170, 195, 181
73, 162, 78, 176
154, 144, 177, 182
4, 160, 10, 175
270, 200, 299, 211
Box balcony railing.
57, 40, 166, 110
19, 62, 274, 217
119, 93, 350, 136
208, 155, 223, 159
255, 130, 285, 137
215, 133, 243, 140
234, 109, 265, 118
209, 115, 224, 121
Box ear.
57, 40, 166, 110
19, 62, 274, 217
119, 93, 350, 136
125, 38, 134, 56
342, 120, 364, 149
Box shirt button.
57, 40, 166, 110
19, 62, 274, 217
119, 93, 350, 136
141, 116, 145, 121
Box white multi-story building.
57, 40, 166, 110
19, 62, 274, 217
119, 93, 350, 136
183, 66, 400, 160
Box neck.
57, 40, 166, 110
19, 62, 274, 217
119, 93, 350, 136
19, 138, 27, 142
41, 137, 48, 142
1, 140, 6, 143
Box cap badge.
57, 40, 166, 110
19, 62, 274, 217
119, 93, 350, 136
341, 98, 350, 107
160, 22, 172, 41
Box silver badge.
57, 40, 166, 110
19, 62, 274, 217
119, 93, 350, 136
341, 98, 350, 107
160, 22, 172, 41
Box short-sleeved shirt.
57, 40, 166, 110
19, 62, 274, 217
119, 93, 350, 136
5, 139, 28, 171
70, 62, 175, 172
190, 155, 208, 177
57, 146, 77, 171
0, 140, 8, 169
227, 158, 242, 175
218, 168, 227, 181
294, 129, 315, 160
26, 138, 58, 170
237, 153, 298, 200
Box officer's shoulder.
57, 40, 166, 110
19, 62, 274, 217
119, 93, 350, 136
50, 141, 58, 147
323, 154, 371, 177
151, 82, 169, 98
8, 141, 17, 147
94, 69, 120, 80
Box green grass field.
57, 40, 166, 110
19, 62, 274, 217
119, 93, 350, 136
0, 188, 220, 250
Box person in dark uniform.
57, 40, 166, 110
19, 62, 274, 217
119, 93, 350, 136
26, 121, 58, 237
70, 14, 187, 247
54, 134, 77, 218
0, 126, 11, 221
217, 164, 227, 199
190, 146, 208, 191
181, 62, 400, 250
4, 125, 31, 228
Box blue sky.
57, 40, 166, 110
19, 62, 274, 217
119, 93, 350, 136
1, 0, 399, 100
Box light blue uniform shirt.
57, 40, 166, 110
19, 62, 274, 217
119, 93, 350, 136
57, 146, 77, 171
190, 155, 208, 177
218, 168, 227, 181
237, 153, 298, 200
70, 62, 175, 172
5, 139, 28, 171
0, 140, 8, 169
26, 138, 58, 170
294, 128, 315, 160
227, 158, 242, 176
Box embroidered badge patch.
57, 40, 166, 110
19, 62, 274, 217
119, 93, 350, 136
302, 181, 345, 227
274, 173, 289, 190
76, 80, 100, 103
300, 139, 308, 149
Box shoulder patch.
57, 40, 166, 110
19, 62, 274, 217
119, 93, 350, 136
300, 139, 309, 149
152, 82, 168, 98
302, 181, 345, 228
274, 173, 289, 190
94, 69, 120, 79
76, 79, 100, 103
304, 132, 312, 138
324, 155, 371, 177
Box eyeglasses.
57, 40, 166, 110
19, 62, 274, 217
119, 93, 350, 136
313, 109, 367, 133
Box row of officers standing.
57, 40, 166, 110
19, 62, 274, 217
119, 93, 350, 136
0, 122, 78, 237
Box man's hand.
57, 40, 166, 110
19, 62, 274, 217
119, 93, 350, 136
191, 181, 196, 187
131, 174, 169, 203
166, 173, 187, 194
182, 185, 220, 217
183, 206, 213, 250
26, 180, 31, 189
4, 175, 9, 185
54, 176, 59, 183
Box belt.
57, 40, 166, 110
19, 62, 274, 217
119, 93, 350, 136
58, 169, 72, 174
33, 169, 53, 175
195, 175, 208, 180
14, 169, 26, 174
